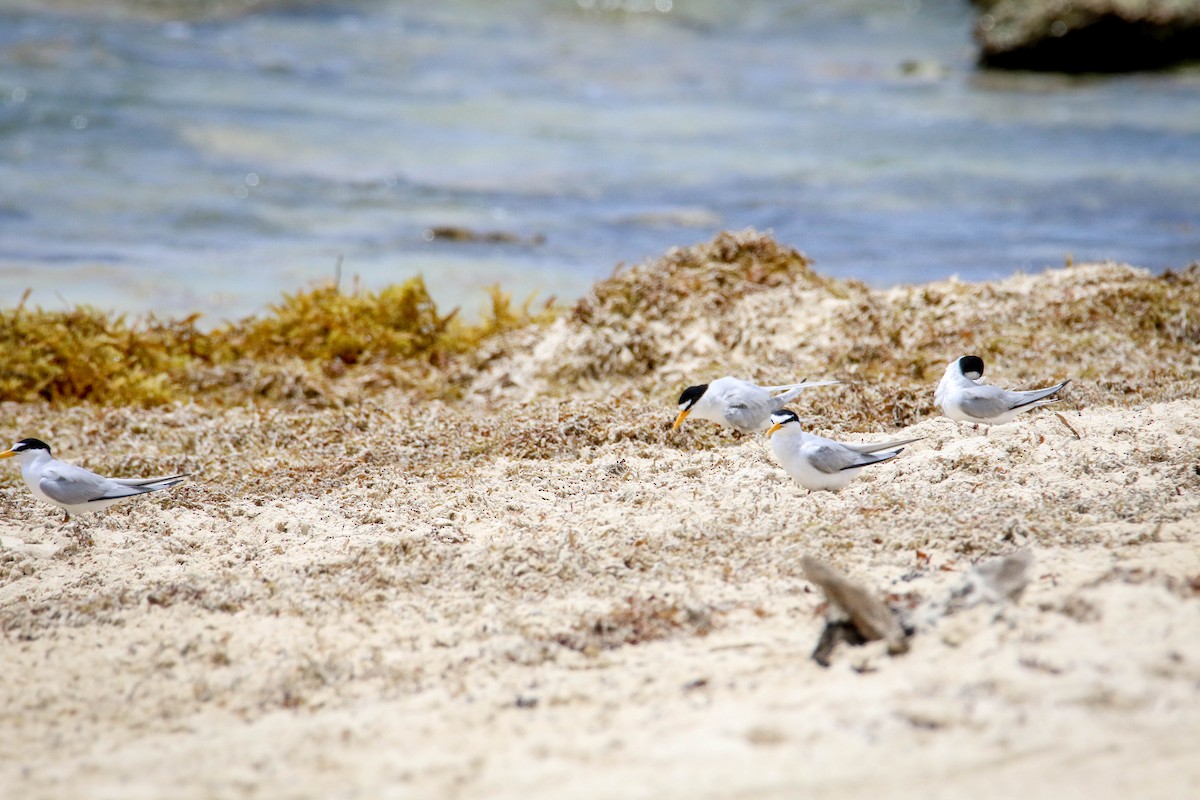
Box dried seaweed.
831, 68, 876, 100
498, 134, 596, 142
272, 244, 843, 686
553, 595, 718, 655
0, 291, 212, 406
0, 280, 555, 407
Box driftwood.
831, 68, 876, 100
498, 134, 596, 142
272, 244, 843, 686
801, 556, 910, 666
801, 550, 1034, 667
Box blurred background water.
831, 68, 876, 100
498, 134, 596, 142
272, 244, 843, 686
1, 0, 1198, 323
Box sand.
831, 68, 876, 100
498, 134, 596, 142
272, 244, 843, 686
2, 236, 1198, 799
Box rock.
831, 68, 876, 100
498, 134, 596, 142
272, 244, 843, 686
973, 0, 1200, 72
423, 226, 545, 246
949, 549, 1035, 611
913, 549, 1035, 629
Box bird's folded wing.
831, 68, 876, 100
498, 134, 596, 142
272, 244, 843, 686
958, 388, 1020, 419
805, 444, 859, 474
723, 402, 767, 430
38, 464, 115, 506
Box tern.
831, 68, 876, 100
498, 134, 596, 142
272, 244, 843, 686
766, 410, 921, 492
673, 376, 840, 433
0, 438, 189, 522
935, 355, 1070, 428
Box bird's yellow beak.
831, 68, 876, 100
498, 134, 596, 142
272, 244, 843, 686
766, 423, 782, 438
672, 409, 690, 430
0, 449, 15, 459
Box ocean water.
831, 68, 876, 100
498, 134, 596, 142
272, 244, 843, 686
1, 0, 1198, 324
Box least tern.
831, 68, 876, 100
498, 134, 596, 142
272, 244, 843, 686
673, 376, 840, 433
766, 410, 921, 492
0, 438, 189, 522
935, 355, 1070, 427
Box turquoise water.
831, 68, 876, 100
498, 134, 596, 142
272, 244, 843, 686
1, 0, 1198, 323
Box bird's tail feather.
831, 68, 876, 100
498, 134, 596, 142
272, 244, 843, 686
1011, 379, 1070, 410
768, 380, 841, 403
111, 473, 190, 490
843, 436, 923, 455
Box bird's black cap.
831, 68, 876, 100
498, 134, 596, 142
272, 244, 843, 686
12, 438, 51, 453
770, 409, 800, 426
678, 384, 708, 410
958, 355, 985, 380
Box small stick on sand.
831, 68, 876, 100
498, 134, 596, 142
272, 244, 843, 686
1054, 412, 1081, 439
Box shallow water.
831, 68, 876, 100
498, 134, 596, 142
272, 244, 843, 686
1, 0, 1198, 323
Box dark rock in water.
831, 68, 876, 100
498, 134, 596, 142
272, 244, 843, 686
973, 0, 1200, 72
424, 226, 546, 246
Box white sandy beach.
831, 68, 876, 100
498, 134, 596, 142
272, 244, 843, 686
2, 233, 1198, 798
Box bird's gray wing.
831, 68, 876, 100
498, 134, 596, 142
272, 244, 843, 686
38, 464, 124, 506
723, 400, 771, 431
805, 443, 861, 474
717, 383, 775, 430
958, 387, 1023, 420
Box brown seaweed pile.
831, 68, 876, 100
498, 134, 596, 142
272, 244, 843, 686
473, 229, 1200, 429
0, 279, 552, 408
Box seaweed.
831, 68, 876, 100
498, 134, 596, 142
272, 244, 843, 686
553, 595, 718, 655
0, 279, 556, 407
0, 290, 211, 406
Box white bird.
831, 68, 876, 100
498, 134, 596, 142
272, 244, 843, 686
673, 376, 840, 433
935, 355, 1070, 427
0, 438, 189, 522
766, 410, 922, 492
